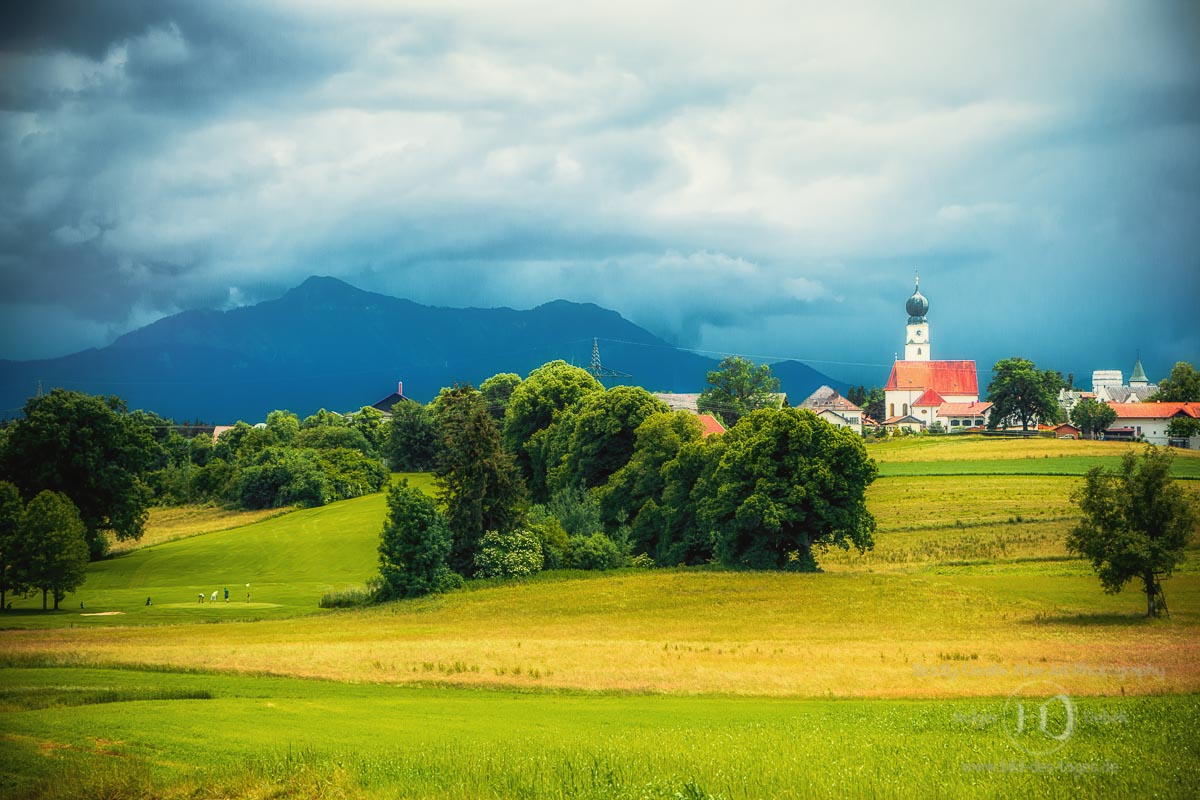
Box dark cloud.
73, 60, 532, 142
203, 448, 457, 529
0, 2, 1197, 385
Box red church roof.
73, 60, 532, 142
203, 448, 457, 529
885, 360, 978, 396
912, 389, 946, 407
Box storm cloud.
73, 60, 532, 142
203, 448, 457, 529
2, 1, 1198, 385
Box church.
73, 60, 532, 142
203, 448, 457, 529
883, 279, 989, 430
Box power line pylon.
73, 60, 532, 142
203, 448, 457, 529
588, 338, 631, 386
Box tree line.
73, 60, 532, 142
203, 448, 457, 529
376, 358, 878, 600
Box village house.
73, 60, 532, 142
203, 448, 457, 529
1106, 402, 1200, 447
798, 385, 864, 435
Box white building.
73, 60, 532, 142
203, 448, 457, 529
1107, 402, 1200, 447
798, 385, 864, 435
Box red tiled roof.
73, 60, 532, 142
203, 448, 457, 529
912, 389, 946, 407
1108, 402, 1200, 420
885, 360, 978, 396
938, 401, 993, 416
695, 414, 726, 437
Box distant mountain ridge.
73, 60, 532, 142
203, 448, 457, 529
0, 276, 846, 422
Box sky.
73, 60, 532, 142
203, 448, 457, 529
1, 0, 1197, 388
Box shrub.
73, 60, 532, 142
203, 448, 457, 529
474, 528, 545, 579
567, 533, 626, 570
547, 486, 604, 538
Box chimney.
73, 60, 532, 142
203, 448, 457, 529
397, 381, 404, 397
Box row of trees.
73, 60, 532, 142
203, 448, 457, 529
0, 483, 89, 610
0, 390, 393, 560
376, 358, 879, 599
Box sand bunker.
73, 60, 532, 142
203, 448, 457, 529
80, 611, 125, 616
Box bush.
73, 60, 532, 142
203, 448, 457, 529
319, 584, 375, 608
630, 553, 655, 569
567, 533, 626, 570
526, 506, 569, 569
474, 528, 544, 579
547, 486, 604, 538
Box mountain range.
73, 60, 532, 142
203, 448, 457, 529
0, 276, 846, 422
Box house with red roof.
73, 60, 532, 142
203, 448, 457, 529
695, 414, 726, 437
883, 279, 981, 429
1106, 402, 1200, 447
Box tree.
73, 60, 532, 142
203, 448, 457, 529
383, 401, 439, 472
986, 358, 1064, 433
1167, 417, 1200, 439
502, 361, 601, 485
377, 479, 455, 600
698, 408, 877, 570
1068, 447, 1197, 617
294, 424, 373, 455
697, 356, 781, 428
479, 373, 522, 422
265, 410, 300, 445
1151, 362, 1200, 402
863, 387, 885, 423
0, 390, 157, 559
19, 491, 89, 610
596, 411, 704, 557
541, 386, 669, 498
1070, 398, 1118, 440
436, 385, 526, 575
349, 406, 388, 456
0, 482, 25, 611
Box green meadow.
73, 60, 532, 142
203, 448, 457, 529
1, 441, 1198, 798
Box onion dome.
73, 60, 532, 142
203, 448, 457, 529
906, 278, 928, 323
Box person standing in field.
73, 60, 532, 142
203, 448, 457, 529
224, 587, 229, 603
210, 590, 218, 603
198, 592, 203, 604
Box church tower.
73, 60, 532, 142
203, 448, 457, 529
904, 277, 930, 361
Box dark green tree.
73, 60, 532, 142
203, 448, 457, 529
656, 437, 719, 565
986, 357, 1065, 432
377, 479, 454, 599
1167, 417, 1200, 439
541, 386, 669, 498
502, 361, 602, 481
383, 401, 439, 472
1151, 362, 1200, 402
863, 387, 886, 423
480, 373, 522, 422
0, 390, 157, 559
699, 408, 877, 570
0, 482, 25, 611
697, 356, 781, 427
596, 411, 705, 557
437, 385, 526, 576
265, 410, 300, 445
1068, 447, 1197, 616
294, 424, 373, 455
1070, 398, 1118, 440
19, 490, 89, 610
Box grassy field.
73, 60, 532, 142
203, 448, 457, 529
2, 667, 1196, 799
868, 436, 1200, 478
1, 441, 1197, 797
108, 505, 297, 554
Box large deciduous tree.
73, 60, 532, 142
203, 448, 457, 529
699, 408, 877, 570
1070, 398, 1118, 440
437, 385, 526, 576
377, 479, 454, 600
596, 411, 705, 559
479, 373, 522, 423
541, 386, 669, 498
0, 390, 157, 559
0, 482, 25, 611
1068, 447, 1197, 617
1151, 362, 1200, 402
697, 356, 781, 428
19, 491, 89, 610
502, 361, 602, 486
986, 357, 1065, 432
